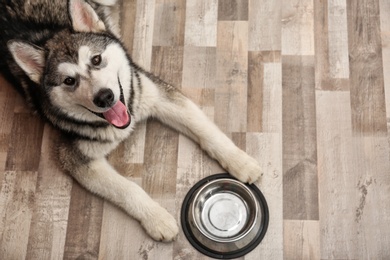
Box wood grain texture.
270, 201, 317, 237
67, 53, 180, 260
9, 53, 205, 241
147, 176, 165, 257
142, 120, 178, 197
151, 46, 184, 89
248, 0, 281, 51
314, 0, 351, 91
184, 0, 218, 47
283, 56, 318, 220
119, 0, 137, 55
63, 182, 104, 259
5, 112, 44, 171
0, 78, 17, 155
153, 0, 186, 47
215, 21, 248, 133
247, 51, 264, 132
247, 51, 282, 133
284, 220, 320, 260
131, 0, 156, 69
347, 0, 387, 134
281, 0, 314, 55
218, 0, 248, 21
316, 90, 390, 259
0, 171, 37, 260
0, 0, 390, 259
26, 126, 72, 260
380, 0, 390, 131
182, 46, 217, 89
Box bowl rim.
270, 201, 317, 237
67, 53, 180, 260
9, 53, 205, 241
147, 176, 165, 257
181, 173, 269, 259
190, 178, 259, 242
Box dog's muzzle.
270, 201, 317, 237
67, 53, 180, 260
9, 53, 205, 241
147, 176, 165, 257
92, 79, 131, 129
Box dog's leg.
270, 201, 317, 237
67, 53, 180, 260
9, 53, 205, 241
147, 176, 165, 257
138, 75, 262, 184
58, 142, 179, 242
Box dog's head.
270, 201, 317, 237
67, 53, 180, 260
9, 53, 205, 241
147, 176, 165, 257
7, 0, 131, 129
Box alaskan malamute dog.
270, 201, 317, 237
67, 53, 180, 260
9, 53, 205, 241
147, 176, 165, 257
0, 0, 262, 241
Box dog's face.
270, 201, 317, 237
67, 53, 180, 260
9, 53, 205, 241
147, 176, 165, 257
44, 31, 132, 128
7, 0, 131, 128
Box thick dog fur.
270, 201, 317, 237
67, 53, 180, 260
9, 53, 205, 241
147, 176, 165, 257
0, 0, 262, 242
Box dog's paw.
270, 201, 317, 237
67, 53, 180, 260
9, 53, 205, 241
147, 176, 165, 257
227, 149, 262, 184
141, 204, 179, 242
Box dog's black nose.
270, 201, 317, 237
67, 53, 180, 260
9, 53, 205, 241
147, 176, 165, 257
93, 88, 115, 108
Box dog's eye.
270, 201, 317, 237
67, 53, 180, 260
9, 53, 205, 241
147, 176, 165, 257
63, 77, 76, 86
91, 55, 102, 66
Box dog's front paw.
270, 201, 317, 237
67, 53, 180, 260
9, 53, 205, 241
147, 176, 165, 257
141, 204, 179, 242
227, 149, 262, 184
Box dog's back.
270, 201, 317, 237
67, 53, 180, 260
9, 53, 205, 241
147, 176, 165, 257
0, 0, 118, 50
0, 0, 69, 93
0, 0, 72, 53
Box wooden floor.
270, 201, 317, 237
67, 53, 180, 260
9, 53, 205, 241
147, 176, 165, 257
1, 0, 390, 259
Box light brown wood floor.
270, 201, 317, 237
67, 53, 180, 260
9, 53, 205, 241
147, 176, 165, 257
1, 0, 390, 259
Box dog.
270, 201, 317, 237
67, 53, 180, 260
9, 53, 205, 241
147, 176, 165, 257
0, 0, 262, 242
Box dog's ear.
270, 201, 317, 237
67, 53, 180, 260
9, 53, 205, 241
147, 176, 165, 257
69, 0, 106, 33
8, 41, 45, 84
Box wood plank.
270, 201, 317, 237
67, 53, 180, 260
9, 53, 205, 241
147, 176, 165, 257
328, 0, 350, 79
0, 171, 38, 260
5, 112, 44, 171
63, 181, 104, 259
182, 46, 217, 89
0, 171, 17, 246
151, 46, 184, 89
153, 0, 186, 46
184, 0, 218, 47
99, 200, 146, 260
282, 56, 318, 220
247, 52, 264, 132
215, 21, 248, 134
0, 153, 6, 176
379, 0, 390, 132
347, 0, 387, 134
261, 59, 282, 133
119, 0, 137, 55
26, 125, 73, 260
248, 52, 283, 133
281, 0, 314, 55
314, 0, 351, 91
0, 76, 17, 154
284, 220, 320, 260
142, 120, 179, 198
132, 0, 156, 69
353, 136, 390, 258
218, 0, 248, 21
316, 91, 357, 259
316, 90, 390, 258
0, 76, 17, 183
264, 57, 282, 133
248, 0, 281, 51
146, 44, 182, 196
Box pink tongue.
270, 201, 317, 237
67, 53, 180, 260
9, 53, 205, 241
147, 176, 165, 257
102, 101, 130, 127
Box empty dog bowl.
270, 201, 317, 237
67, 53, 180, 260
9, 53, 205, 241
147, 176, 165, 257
181, 173, 269, 259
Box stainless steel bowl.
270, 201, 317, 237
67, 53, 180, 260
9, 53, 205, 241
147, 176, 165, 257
181, 174, 268, 259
